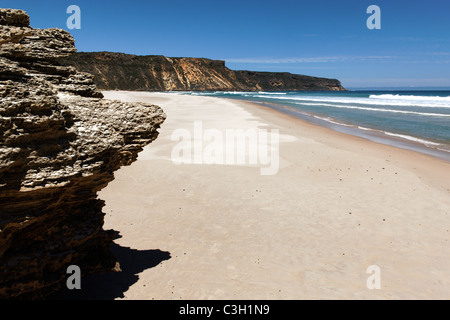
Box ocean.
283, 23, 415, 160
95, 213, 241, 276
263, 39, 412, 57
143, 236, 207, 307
178, 90, 450, 161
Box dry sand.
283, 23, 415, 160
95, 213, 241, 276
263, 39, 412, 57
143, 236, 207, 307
97, 91, 450, 300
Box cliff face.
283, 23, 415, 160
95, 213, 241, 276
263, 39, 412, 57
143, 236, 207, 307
0, 9, 166, 299
61, 52, 347, 92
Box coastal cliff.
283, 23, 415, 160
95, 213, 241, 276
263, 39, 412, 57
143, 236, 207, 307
0, 9, 166, 299
61, 52, 346, 92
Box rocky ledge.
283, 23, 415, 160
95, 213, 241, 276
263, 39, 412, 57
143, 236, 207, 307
0, 8, 166, 299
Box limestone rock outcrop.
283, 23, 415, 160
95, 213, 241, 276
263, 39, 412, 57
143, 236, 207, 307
61, 52, 347, 92
0, 8, 166, 299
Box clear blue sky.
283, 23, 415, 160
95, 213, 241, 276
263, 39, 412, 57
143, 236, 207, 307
5, 0, 450, 88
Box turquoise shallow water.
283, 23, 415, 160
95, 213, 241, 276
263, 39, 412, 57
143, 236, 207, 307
177, 90, 450, 160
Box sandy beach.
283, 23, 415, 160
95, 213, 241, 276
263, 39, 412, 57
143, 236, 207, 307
94, 91, 450, 300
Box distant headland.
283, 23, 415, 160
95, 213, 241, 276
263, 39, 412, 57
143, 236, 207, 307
60, 51, 347, 92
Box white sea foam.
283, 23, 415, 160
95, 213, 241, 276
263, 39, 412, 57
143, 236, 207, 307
220, 91, 256, 95
370, 94, 450, 102
257, 92, 287, 95
437, 147, 450, 153
291, 102, 450, 118
307, 114, 444, 149
312, 115, 352, 126
356, 126, 443, 148
310, 115, 445, 148
383, 132, 441, 146
252, 94, 450, 108
358, 126, 375, 131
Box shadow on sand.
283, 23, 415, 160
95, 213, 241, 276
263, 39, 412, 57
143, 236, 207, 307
53, 241, 171, 300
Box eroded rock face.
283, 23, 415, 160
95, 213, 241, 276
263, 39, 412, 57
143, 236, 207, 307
0, 9, 30, 27
0, 9, 166, 299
